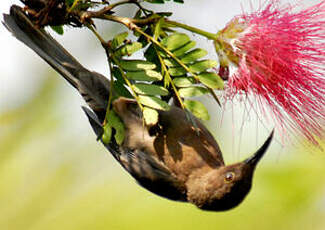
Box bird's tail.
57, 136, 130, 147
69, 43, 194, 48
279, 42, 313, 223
3, 5, 110, 122
3, 5, 84, 89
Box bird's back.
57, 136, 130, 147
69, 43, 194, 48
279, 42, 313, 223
113, 98, 225, 192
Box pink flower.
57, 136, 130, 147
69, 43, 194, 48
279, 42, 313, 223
215, 0, 325, 145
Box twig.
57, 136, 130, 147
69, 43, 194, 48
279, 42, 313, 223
80, 0, 156, 23
156, 50, 185, 109
164, 19, 218, 40
81, 0, 134, 19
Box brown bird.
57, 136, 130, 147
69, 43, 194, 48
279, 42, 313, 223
3, 5, 274, 211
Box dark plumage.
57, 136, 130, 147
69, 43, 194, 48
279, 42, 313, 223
3, 5, 274, 211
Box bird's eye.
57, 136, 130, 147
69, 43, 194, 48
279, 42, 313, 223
224, 172, 235, 183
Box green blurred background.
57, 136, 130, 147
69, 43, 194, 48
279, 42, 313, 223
0, 1, 324, 230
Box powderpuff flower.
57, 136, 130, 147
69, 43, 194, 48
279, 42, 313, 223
214, 0, 325, 145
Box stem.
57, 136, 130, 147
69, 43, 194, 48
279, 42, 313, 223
80, 0, 153, 22
133, 1, 152, 17
208, 88, 221, 107
98, 14, 135, 28
86, 24, 106, 44
164, 20, 218, 40
131, 14, 161, 25
156, 51, 185, 109
81, 0, 135, 19
97, 14, 159, 29
68, 0, 81, 13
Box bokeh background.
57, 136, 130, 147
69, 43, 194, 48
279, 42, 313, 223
0, 0, 324, 230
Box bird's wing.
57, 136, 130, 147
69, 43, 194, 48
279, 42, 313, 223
112, 97, 225, 169
82, 106, 187, 201
118, 148, 187, 201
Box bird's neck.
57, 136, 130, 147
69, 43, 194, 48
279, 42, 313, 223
185, 167, 223, 208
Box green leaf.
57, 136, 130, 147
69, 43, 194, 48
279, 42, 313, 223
184, 100, 210, 120
112, 120, 125, 146
134, 9, 142, 19
126, 70, 163, 81
168, 60, 218, 76
50, 25, 64, 35
156, 12, 173, 17
112, 32, 128, 49
197, 72, 224, 90
66, 0, 74, 6
112, 67, 126, 84
139, 95, 170, 110
136, 27, 151, 46
180, 48, 208, 64
173, 77, 195, 87
120, 60, 156, 71
161, 33, 190, 51
144, 0, 164, 3
102, 124, 112, 145
114, 42, 142, 57
102, 110, 125, 145
179, 87, 209, 97
173, 41, 196, 57
113, 80, 133, 98
163, 58, 179, 67
144, 44, 161, 67
189, 60, 218, 73
143, 107, 159, 126
168, 67, 187, 76
133, 83, 169, 96
154, 18, 164, 39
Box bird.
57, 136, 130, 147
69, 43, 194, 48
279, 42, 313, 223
3, 5, 274, 211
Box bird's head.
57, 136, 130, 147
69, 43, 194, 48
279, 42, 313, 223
191, 131, 274, 211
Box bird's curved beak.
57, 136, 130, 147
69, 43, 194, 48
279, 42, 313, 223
244, 130, 274, 167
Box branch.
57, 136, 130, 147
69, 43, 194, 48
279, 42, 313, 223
164, 19, 218, 40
